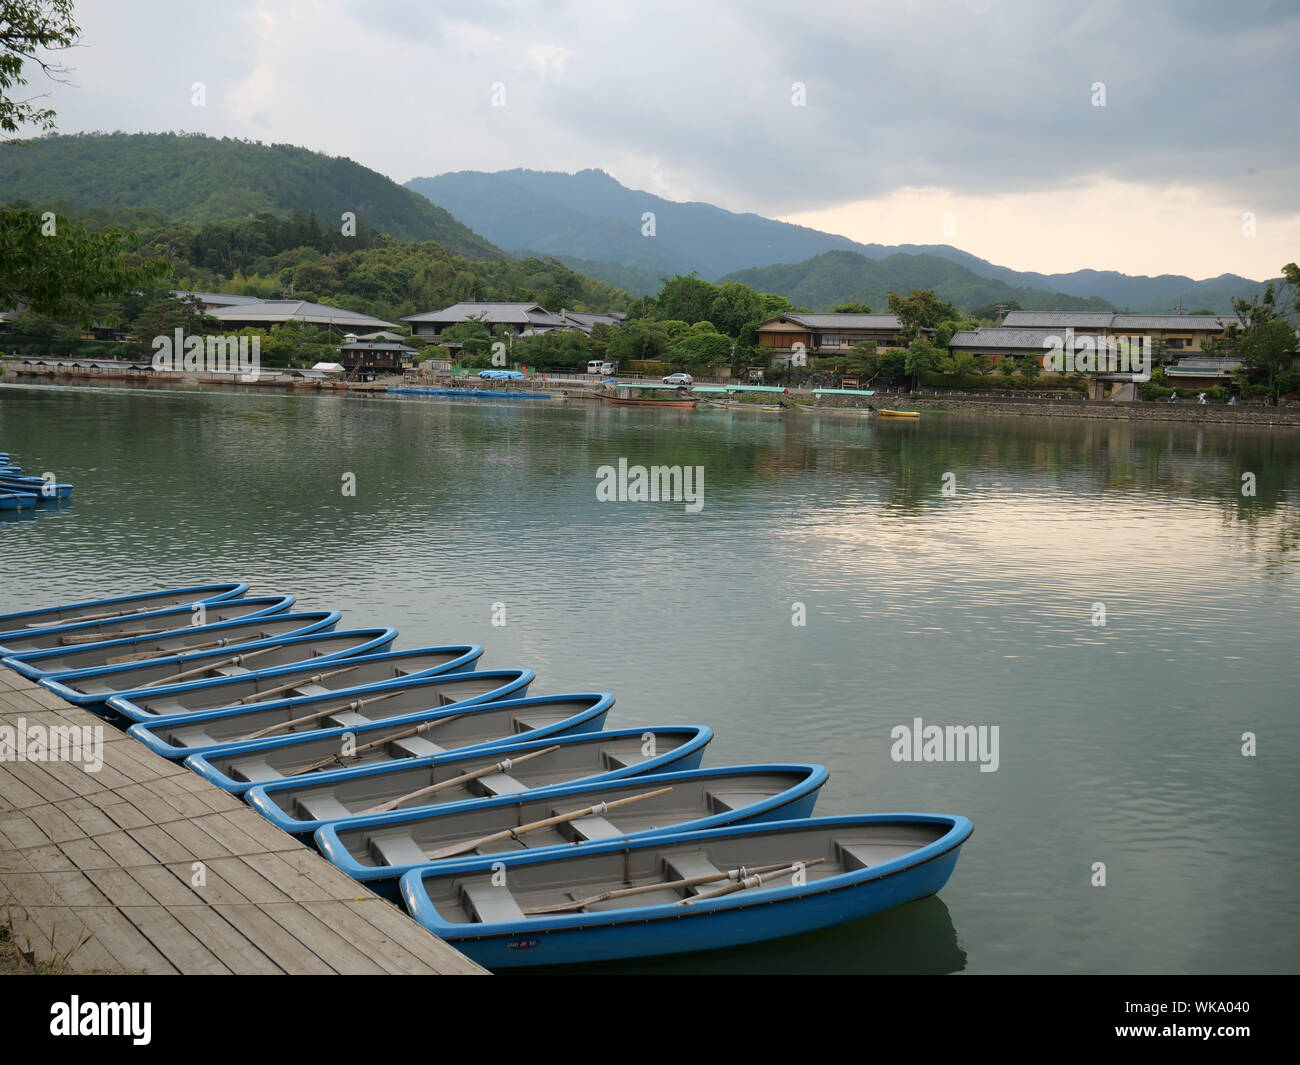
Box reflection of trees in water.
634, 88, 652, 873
208, 396, 1300, 555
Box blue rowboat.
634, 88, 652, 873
104, 645, 483, 723
0, 595, 296, 658
0, 583, 249, 637
4, 610, 342, 681
400, 813, 973, 968
0, 476, 73, 499
0, 491, 37, 510
36, 628, 401, 706
33, 625, 393, 706
316, 764, 829, 895
246, 725, 714, 837
184, 692, 611, 795
126, 668, 536, 760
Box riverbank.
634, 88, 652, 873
801, 392, 1300, 427
6, 363, 1300, 427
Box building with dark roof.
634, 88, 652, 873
755, 312, 931, 357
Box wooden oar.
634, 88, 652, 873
60, 626, 170, 644
22, 603, 173, 629
358, 745, 561, 815
679, 858, 824, 906
423, 787, 673, 862
236, 689, 406, 742
106, 637, 230, 665
284, 712, 474, 777
137, 644, 282, 687
523, 860, 801, 915
234, 665, 360, 704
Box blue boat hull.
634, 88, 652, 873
0, 583, 249, 636
4, 611, 343, 682
103, 645, 484, 723
316, 763, 828, 896
127, 668, 536, 759
401, 814, 972, 968
245, 725, 715, 837
185, 691, 610, 795
0, 596, 296, 658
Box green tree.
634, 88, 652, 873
831, 301, 872, 313
651, 274, 717, 325
887, 289, 940, 343
904, 339, 938, 388
0, 0, 78, 135
669, 331, 732, 369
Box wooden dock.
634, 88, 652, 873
0, 668, 485, 975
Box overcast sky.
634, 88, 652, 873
27, 0, 1300, 279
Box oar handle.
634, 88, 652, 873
359, 744, 561, 815
137, 642, 280, 687
425, 786, 673, 861
237, 689, 405, 742
235, 665, 360, 704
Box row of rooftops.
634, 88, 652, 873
175, 294, 626, 336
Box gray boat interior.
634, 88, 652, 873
416, 820, 949, 925
146, 673, 515, 750
209, 697, 603, 784
64, 633, 380, 696
334, 769, 811, 870
2, 588, 232, 631
121, 650, 468, 717
0, 599, 285, 654
30, 616, 332, 677
268, 731, 695, 824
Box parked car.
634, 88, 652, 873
662, 372, 694, 387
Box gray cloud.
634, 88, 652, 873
34, 0, 1300, 217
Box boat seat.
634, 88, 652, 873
169, 729, 217, 748
326, 711, 370, 728
370, 833, 429, 868
461, 882, 526, 924
391, 736, 446, 758
510, 714, 551, 733
230, 759, 282, 783
474, 772, 528, 797
213, 665, 251, 677
290, 683, 331, 697
565, 815, 624, 842
706, 790, 768, 815
835, 842, 880, 872
601, 752, 633, 771
295, 795, 354, 822
663, 852, 726, 896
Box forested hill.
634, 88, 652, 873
723, 251, 1119, 313
0, 132, 505, 259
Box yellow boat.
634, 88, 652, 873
877, 408, 920, 419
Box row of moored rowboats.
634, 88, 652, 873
0, 450, 75, 511
0, 583, 971, 968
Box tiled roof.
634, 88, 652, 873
208, 301, 397, 329
948, 327, 1062, 348
402, 302, 568, 327
763, 313, 905, 330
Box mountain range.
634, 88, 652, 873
406, 168, 1274, 313
0, 134, 1273, 315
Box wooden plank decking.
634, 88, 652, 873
0, 667, 485, 974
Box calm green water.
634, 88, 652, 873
3, 382, 1298, 975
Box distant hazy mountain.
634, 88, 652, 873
0, 133, 506, 259
406, 167, 1272, 311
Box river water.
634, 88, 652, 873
2, 382, 1297, 974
